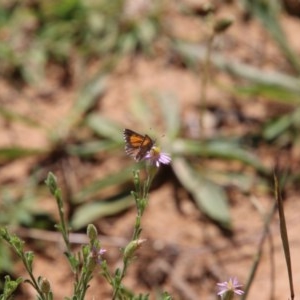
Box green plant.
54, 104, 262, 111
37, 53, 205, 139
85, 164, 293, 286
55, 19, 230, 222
1, 167, 173, 299
0, 0, 164, 83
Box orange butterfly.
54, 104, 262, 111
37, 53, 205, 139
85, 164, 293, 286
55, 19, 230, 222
123, 128, 154, 161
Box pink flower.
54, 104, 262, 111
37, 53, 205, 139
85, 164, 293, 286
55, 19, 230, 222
90, 246, 106, 265
144, 146, 171, 167
217, 277, 244, 298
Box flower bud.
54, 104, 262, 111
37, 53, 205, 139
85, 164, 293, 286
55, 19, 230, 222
123, 239, 146, 260
213, 17, 234, 34
45, 172, 58, 196
40, 277, 51, 294
87, 224, 98, 241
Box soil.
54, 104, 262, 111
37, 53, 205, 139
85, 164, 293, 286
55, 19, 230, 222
1, 1, 300, 299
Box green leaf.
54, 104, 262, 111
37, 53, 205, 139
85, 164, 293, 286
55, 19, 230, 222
172, 138, 269, 175
24, 251, 34, 272
119, 32, 137, 54
175, 42, 300, 93
75, 75, 107, 113
65, 253, 79, 271
0, 244, 12, 272
71, 194, 134, 229
130, 96, 154, 129
73, 166, 135, 203
53, 0, 82, 19
233, 84, 300, 104
66, 140, 120, 156
157, 93, 180, 139
242, 0, 300, 73
85, 114, 123, 142
263, 114, 293, 141
172, 158, 231, 229
51, 74, 107, 141
263, 107, 300, 141
203, 169, 256, 192
0, 147, 46, 163
1, 275, 23, 300
0, 107, 41, 127
136, 19, 156, 46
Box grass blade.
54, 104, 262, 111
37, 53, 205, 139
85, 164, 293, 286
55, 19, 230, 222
274, 171, 295, 299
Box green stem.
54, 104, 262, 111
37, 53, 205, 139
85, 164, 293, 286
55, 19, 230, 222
112, 169, 153, 299
112, 260, 129, 300
22, 257, 44, 299
56, 193, 71, 254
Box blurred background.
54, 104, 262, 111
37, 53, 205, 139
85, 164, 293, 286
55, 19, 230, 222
1, 0, 300, 298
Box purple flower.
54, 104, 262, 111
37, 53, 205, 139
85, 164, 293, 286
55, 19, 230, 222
90, 246, 106, 265
217, 277, 244, 298
144, 146, 171, 167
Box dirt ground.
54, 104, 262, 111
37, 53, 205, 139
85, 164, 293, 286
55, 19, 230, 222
1, 1, 300, 299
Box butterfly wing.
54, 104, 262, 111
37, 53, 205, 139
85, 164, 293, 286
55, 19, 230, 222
123, 129, 154, 161
123, 129, 145, 158
135, 134, 153, 161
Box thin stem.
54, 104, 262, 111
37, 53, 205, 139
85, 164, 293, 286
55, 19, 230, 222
199, 33, 214, 132
112, 260, 129, 300
132, 214, 142, 241
56, 192, 71, 254
21, 256, 44, 299
112, 169, 153, 299
241, 202, 277, 299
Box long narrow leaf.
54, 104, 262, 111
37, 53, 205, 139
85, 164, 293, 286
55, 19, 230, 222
274, 171, 295, 299
85, 114, 123, 142
263, 114, 293, 141
172, 139, 269, 174
172, 157, 231, 229
0, 107, 41, 127
130, 96, 155, 128
51, 74, 107, 140
157, 93, 181, 140
232, 84, 300, 104
71, 194, 134, 229
73, 165, 136, 203
242, 0, 300, 73
175, 42, 300, 94
0, 147, 46, 163
66, 140, 120, 156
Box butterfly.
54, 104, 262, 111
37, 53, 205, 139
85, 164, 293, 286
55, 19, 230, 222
123, 128, 155, 161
